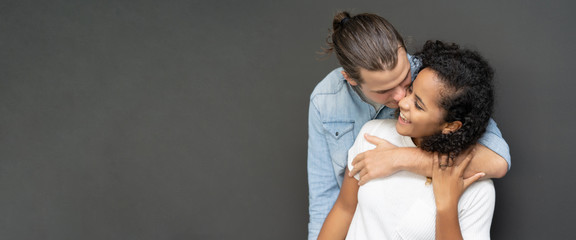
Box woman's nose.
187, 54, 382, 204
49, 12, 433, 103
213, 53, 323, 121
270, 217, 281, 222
398, 96, 409, 110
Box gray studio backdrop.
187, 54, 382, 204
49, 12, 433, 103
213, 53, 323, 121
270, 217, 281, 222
1, 0, 574, 239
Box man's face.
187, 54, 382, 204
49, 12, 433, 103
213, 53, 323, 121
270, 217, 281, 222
345, 48, 412, 109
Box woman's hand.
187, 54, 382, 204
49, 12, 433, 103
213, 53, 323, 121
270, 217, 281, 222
432, 150, 485, 210
432, 150, 485, 240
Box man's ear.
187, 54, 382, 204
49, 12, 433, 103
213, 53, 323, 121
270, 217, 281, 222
341, 71, 359, 86
442, 121, 462, 134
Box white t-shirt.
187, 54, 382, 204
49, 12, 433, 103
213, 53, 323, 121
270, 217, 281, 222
346, 119, 495, 240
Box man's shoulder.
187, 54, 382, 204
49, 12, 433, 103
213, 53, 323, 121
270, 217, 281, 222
311, 67, 347, 97
407, 53, 421, 81
309, 67, 360, 117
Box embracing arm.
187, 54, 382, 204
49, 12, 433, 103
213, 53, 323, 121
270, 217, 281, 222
395, 143, 507, 179
350, 119, 509, 184
318, 169, 359, 240
398, 118, 509, 179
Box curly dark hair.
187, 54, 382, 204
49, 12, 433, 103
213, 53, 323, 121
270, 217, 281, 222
415, 40, 495, 157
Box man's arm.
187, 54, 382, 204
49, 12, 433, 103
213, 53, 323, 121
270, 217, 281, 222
393, 143, 507, 179
476, 118, 511, 172
307, 101, 340, 240
350, 119, 510, 185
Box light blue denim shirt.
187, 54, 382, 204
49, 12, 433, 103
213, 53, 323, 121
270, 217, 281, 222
307, 54, 511, 239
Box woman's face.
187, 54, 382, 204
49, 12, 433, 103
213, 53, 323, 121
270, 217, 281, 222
396, 68, 448, 139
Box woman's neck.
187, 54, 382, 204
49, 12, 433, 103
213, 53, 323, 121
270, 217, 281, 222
412, 137, 423, 148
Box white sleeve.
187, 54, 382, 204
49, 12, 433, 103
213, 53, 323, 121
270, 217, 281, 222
347, 121, 375, 180
347, 120, 397, 180
458, 179, 496, 240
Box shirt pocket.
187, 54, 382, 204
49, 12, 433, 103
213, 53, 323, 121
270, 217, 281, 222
322, 121, 355, 168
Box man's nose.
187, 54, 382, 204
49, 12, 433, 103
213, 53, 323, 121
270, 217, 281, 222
392, 87, 406, 102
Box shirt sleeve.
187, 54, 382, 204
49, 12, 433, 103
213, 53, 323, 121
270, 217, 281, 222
458, 180, 496, 240
347, 120, 378, 181
347, 120, 402, 180
307, 99, 340, 240
478, 118, 511, 169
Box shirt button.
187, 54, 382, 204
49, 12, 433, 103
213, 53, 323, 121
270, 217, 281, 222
335, 132, 339, 136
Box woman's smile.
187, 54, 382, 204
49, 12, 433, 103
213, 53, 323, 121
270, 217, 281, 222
398, 111, 411, 124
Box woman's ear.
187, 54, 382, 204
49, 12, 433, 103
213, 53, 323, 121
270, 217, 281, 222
341, 71, 359, 86
442, 121, 462, 134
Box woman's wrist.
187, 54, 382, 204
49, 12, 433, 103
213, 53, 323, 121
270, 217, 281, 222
435, 199, 459, 212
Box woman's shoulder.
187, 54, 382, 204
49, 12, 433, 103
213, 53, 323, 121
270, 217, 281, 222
465, 179, 495, 195
361, 119, 397, 132
359, 119, 412, 147
460, 179, 495, 209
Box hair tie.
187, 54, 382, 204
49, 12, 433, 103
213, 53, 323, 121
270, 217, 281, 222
341, 17, 350, 25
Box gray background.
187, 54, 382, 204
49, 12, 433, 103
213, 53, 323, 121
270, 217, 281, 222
1, 0, 574, 239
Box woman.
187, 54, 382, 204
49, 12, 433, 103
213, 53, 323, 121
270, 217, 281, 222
318, 40, 496, 239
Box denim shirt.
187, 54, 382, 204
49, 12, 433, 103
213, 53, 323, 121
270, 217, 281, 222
307, 54, 511, 239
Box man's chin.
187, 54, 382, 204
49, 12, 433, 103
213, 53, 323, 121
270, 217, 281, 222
383, 102, 399, 109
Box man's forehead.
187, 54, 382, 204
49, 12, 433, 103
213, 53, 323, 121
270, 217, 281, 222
359, 58, 410, 90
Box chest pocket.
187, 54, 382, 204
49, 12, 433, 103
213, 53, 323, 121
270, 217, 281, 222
322, 121, 355, 169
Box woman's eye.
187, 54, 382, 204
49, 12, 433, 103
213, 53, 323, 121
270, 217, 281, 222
415, 101, 423, 110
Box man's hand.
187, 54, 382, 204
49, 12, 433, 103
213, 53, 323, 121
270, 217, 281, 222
349, 134, 399, 185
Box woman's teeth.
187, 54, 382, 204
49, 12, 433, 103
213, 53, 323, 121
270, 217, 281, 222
400, 112, 409, 123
